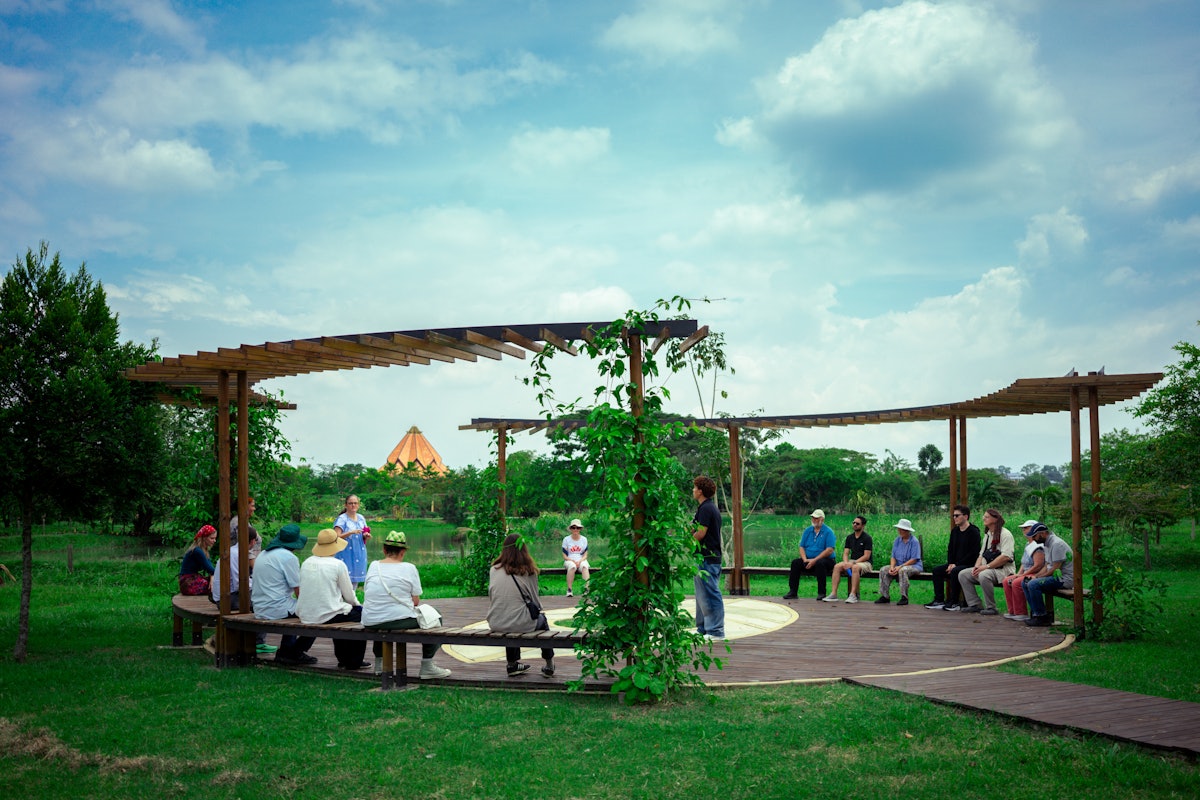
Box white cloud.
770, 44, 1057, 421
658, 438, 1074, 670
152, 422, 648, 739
1103, 266, 1148, 289
552, 287, 636, 319
600, 0, 741, 61
13, 118, 222, 190
1017, 207, 1088, 268
752, 0, 1073, 195
101, 0, 205, 53
508, 126, 611, 173
715, 116, 760, 149
1162, 215, 1200, 243
94, 33, 564, 143
1120, 153, 1200, 206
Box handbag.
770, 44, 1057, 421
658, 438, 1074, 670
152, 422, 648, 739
414, 604, 442, 629
510, 574, 547, 629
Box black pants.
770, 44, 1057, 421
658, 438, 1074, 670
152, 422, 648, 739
369, 617, 440, 660
788, 556, 835, 596
326, 606, 368, 667
931, 564, 970, 604
507, 646, 554, 663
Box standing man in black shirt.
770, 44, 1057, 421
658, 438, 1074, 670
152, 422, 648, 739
691, 475, 725, 641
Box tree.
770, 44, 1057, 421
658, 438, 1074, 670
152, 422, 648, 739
0, 243, 161, 662
917, 444, 943, 479
1133, 325, 1200, 538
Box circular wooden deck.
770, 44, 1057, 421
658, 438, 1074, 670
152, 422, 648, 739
260, 595, 1071, 690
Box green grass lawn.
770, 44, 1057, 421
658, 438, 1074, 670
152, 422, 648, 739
1, 523, 1198, 798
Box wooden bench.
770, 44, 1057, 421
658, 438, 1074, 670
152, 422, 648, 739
172, 594, 219, 646
220, 614, 584, 690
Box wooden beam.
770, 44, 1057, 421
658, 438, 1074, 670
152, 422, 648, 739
502, 327, 545, 354
676, 325, 710, 355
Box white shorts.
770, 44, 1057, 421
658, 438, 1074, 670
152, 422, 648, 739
564, 559, 590, 571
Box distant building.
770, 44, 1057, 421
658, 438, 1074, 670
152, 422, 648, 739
384, 426, 448, 474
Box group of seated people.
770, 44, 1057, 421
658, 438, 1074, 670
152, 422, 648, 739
780, 506, 1074, 626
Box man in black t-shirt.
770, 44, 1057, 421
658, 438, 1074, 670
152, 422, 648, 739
823, 515, 874, 603
691, 475, 725, 641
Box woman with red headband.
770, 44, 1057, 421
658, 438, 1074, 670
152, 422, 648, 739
178, 524, 217, 595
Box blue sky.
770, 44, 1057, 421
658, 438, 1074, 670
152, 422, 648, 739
2, 0, 1198, 476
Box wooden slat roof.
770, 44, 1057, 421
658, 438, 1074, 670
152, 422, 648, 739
460, 371, 1163, 433
126, 320, 700, 406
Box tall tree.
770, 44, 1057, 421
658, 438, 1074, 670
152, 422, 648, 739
0, 243, 159, 662
1133, 325, 1200, 538
917, 443, 943, 479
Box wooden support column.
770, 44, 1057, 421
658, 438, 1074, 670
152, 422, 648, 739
948, 417, 959, 512
629, 331, 648, 588
496, 425, 508, 519
1088, 384, 1103, 629
215, 371, 232, 665
237, 371, 250, 603
728, 425, 748, 596
958, 417, 969, 506
1070, 387, 1085, 631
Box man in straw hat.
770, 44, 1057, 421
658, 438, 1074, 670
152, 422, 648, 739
252, 523, 317, 666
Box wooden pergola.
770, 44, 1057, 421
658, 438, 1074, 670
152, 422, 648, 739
126, 319, 703, 663
462, 370, 1163, 633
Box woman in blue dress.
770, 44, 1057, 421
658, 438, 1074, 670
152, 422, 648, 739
334, 494, 371, 589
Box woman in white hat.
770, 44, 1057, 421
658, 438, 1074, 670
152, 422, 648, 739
561, 519, 590, 598
362, 530, 451, 679
297, 529, 368, 670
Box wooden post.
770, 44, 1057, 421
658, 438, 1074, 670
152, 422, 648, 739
1070, 386, 1085, 631
216, 371, 232, 664
728, 425, 748, 595
958, 417, 968, 506
496, 425, 508, 520
629, 331, 648, 588
1089, 383, 1103, 629
237, 371, 251, 605
948, 417, 958, 513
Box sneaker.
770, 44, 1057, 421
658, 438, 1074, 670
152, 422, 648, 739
541, 662, 556, 677
897, 597, 909, 606
924, 601, 945, 609
980, 608, 998, 616
296, 654, 318, 665
507, 662, 531, 677
821, 595, 839, 603
943, 604, 961, 612
419, 663, 452, 680
1024, 615, 1052, 627
874, 596, 890, 604
338, 661, 371, 671
960, 605, 981, 614
256, 643, 279, 654
845, 594, 859, 604
781, 592, 798, 600
566, 590, 573, 597
1005, 613, 1030, 621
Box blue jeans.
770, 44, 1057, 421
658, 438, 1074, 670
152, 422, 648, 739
694, 561, 725, 638
1023, 575, 1063, 617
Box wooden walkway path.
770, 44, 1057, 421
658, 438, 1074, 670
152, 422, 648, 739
178, 594, 1200, 756
848, 668, 1200, 757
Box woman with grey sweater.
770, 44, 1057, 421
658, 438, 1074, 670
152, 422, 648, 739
487, 533, 554, 677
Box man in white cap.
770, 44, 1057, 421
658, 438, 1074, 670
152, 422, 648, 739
782, 509, 836, 601
561, 519, 590, 598
876, 519, 923, 606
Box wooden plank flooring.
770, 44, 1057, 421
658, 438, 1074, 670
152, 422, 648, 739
847, 668, 1200, 756
190, 594, 1200, 755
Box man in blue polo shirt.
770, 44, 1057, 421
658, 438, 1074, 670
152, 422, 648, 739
782, 509, 836, 601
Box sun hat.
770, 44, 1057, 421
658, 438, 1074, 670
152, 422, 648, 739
895, 518, 914, 531
383, 530, 408, 548
1020, 519, 1039, 529
1025, 522, 1048, 538
811, 509, 825, 519
312, 528, 347, 556
266, 523, 307, 551
569, 519, 583, 529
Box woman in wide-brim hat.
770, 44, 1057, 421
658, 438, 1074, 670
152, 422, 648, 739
296, 529, 369, 670
362, 530, 451, 680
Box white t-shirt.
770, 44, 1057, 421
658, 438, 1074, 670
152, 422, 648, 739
562, 534, 588, 563
361, 560, 423, 627
211, 543, 244, 602
296, 556, 358, 624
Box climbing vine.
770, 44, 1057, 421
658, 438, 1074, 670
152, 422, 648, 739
526, 297, 721, 703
